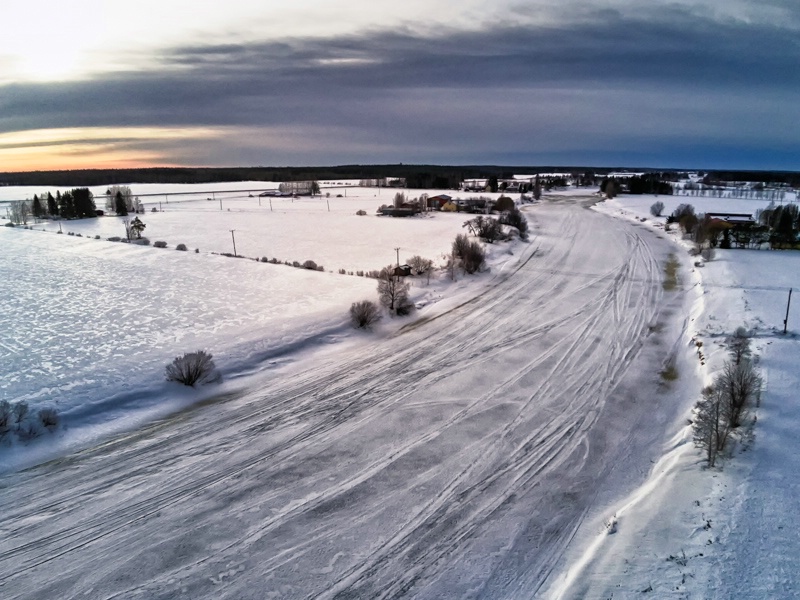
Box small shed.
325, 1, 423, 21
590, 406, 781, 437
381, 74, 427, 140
393, 264, 412, 277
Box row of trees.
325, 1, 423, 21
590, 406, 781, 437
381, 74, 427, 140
693, 329, 761, 467
8, 188, 97, 224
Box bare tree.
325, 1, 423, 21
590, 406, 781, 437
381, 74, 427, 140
452, 233, 485, 274
407, 255, 434, 283
350, 300, 381, 329
693, 383, 732, 467
377, 265, 411, 313
726, 327, 751, 366
650, 201, 665, 217
9, 201, 30, 225
721, 358, 761, 428
165, 351, 218, 386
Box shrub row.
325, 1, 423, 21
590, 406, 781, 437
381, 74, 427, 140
0, 401, 60, 443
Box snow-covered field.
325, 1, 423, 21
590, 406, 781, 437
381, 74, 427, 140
545, 192, 800, 598
1, 184, 798, 598
2, 183, 495, 272
0, 184, 522, 471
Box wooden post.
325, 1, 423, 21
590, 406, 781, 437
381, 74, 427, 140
784, 288, 793, 334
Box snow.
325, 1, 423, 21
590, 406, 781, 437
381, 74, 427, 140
544, 192, 800, 598
0, 184, 524, 472
2, 184, 799, 598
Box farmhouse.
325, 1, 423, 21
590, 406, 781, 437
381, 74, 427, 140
427, 194, 452, 210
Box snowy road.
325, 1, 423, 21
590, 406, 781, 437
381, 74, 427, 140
0, 199, 687, 599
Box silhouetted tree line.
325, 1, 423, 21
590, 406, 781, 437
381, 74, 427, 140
29, 189, 96, 219
0, 165, 671, 189
627, 174, 674, 195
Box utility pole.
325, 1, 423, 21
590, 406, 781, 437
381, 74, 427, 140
270, 198, 273, 212
395, 247, 400, 266
230, 229, 237, 257
784, 288, 793, 334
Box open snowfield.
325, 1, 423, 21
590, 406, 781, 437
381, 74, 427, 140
2, 185, 798, 598
0, 184, 522, 471
0, 192, 697, 598
1, 183, 507, 272
545, 193, 800, 598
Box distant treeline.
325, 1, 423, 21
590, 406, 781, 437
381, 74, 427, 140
1, 165, 637, 189
2, 165, 796, 189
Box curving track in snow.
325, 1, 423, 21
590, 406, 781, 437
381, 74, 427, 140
0, 198, 683, 599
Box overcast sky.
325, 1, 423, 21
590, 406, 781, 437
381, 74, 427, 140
1, 0, 798, 171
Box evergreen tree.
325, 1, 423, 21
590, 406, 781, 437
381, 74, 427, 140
47, 192, 57, 217
115, 191, 128, 216
71, 188, 97, 218
58, 190, 76, 219
487, 175, 499, 193
129, 217, 146, 238
32, 195, 44, 219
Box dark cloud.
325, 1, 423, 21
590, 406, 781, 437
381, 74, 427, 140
2, 6, 798, 169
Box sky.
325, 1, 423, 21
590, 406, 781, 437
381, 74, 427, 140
1, 0, 798, 172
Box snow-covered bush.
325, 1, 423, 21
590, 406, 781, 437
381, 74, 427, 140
3, 222, 14, 228
154, 241, 167, 248
650, 201, 665, 217
38, 407, 60, 431
0, 400, 60, 443
165, 350, 217, 387
350, 300, 381, 329
499, 208, 529, 240
176, 243, 188, 251
452, 234, 485, 274
464, 216, 503, 243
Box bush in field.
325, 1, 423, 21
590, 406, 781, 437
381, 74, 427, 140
0, 400, 12, 439
356, 209, 367, 216
499, 208, 529, 240
107, 236, 121, 242
464, 216, 503, 243
452, 233, 485, 274
0, 400, 60, 442
176, 243, 188, 251
165, 351, 217, 387
494, 196, 515, 212
38, 408, 60, 431
670, 204, 698, 234
650, 201, 665, 217
407, 255, 435, 283
303, 260, 318, 270
350, 300, 381, 329
154, 240, 167, 248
